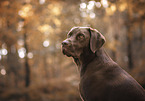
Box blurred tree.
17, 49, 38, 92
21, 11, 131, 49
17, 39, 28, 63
0, 0, 145, 101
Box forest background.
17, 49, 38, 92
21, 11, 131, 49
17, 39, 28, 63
0, 0, 145, 101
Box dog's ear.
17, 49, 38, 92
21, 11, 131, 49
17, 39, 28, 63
89, 28, 106, 53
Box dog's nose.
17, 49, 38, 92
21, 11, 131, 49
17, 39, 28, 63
62, 40, 71, 46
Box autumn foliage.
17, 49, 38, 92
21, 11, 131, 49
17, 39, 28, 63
0, 0, 145, 101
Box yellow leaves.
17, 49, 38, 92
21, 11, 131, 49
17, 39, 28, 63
53, 18, 61, 27
37, 19, 61, 34
47, 4, 62, 16
106, 4, 116, 16
18, 4, 33, 18
106, 8, 113, 16
38, 24, 53, 34
110, 4, 116, 12
106, 2, 127, 16
52, 7, 61, 16
38, 24, 49, 33
119, 2, 127, 12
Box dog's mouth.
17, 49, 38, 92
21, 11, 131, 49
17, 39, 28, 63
62, 47, 72, 57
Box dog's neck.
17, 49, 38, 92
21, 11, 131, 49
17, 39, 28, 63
95, 48, 113, 64
80, 47, 96, 67
74, 47, 113, 76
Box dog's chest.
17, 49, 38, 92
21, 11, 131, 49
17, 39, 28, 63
79, 73, 110, 101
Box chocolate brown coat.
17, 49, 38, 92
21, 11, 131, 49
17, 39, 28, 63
62, 27, 145, 101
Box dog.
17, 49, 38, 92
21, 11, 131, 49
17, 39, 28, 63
61, 27, 145, 101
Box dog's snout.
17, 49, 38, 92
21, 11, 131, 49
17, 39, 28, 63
62, 40, 71, 46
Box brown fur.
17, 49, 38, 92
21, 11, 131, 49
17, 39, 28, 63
62, 27, 145, 101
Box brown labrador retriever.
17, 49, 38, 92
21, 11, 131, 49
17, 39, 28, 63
61, 27, 145, 101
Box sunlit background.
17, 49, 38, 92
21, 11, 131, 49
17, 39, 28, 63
0, 0, 145, 101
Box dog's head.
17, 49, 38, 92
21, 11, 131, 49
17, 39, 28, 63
61, 27, 106, 58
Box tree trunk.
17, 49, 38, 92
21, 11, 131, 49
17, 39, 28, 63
24, 33, 30, 87
127, 0, 133, 69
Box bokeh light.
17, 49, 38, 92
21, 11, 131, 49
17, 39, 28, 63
119, 3, 127, 12
43, 40, 50, 47
0, 48, 8, 56
17, 39, 24, 46
95, 2, 101, 8
38, 24, 52, 34
80, 3, 87, 9
1, 68, 6, 75
87, 1, 95, 10
101, 0, 109, 8
27, 52, 33, 59
18, 4, 33, 18
0, 0, 144, 101
39, 0, 45, 5
17, 21, 24, 32
110, 4, 116, 12
89, 12, 96, 19
18, 48, 26, 58
0, 55, 2, 60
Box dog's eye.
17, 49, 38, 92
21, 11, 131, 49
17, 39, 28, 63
76, 34, 85, 41
67, 34, 71, 38
67, 32, 73, 38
